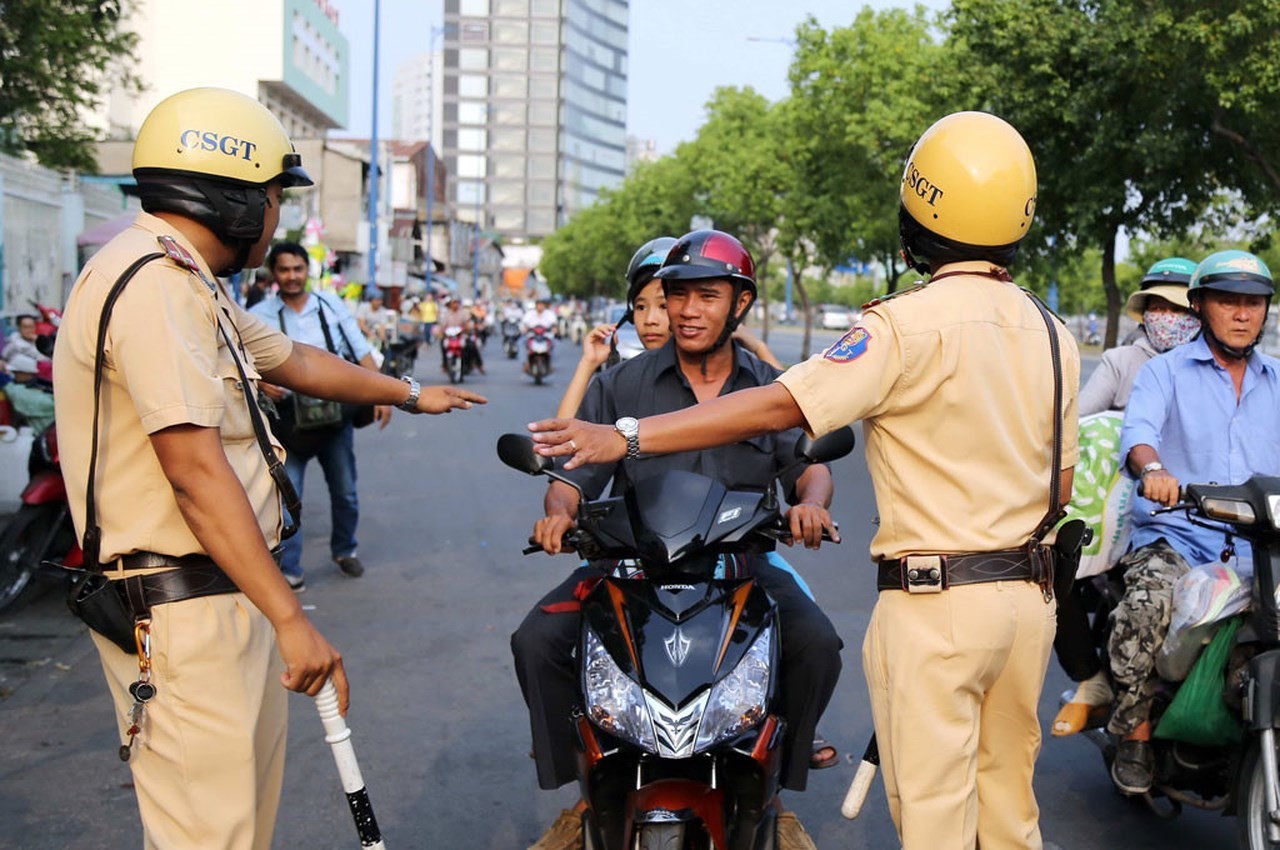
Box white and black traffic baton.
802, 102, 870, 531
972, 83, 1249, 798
315, 680, 387, 849
840, 734, 880, 820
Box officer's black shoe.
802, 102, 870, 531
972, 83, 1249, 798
1111, 739, 1154, 795
335, 555, 365, 578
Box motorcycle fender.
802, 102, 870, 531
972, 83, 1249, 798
1246, 649, 1280, 730
22, 472, 66, 505
627, 780, 725, 849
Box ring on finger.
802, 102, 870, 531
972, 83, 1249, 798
568, 439, 577, 451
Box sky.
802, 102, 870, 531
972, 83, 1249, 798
336, 0, 948, 153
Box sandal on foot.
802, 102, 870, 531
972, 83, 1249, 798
1051, 701, 1109, 737
810, 735, 839, 770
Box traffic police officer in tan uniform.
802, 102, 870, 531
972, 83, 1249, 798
527, 111, 1079, 849
54, 88, 483, 849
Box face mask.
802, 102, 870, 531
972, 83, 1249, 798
1144, 310, 1201, 352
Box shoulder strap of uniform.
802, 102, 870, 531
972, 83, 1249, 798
156, 234, 201, 273
861, 280, 928, 311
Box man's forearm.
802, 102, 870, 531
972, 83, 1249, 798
638, 384, 807, 455
263, 343, 409, 405
793, 465, 834, 509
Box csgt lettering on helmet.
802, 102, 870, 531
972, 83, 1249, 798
903, 161, 945, 207
179, 130, 258, 162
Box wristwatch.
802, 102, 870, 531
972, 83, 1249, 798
397, 375, 421, 413
1139, 461, 1165, 477
614, 416, 640, 459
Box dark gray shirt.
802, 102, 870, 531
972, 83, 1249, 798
564, 340, 811, 502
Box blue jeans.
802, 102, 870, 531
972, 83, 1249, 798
280, 422, 359, 577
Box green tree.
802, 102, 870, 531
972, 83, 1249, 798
0, 0, 140, 171
950, 0, 1280, 347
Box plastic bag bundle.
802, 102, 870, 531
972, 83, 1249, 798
1157, 564, 1251, 681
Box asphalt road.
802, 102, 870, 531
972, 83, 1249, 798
0, 327, 1237, 849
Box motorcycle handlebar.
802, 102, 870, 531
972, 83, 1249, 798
523, 533, 579, 556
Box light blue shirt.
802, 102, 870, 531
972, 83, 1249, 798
250, 291, 371, 363
1120, 335, 1280, 570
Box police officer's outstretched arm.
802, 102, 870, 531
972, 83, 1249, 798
149, 423, 351, 713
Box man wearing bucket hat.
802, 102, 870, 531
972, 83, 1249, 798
1106, 248, 1280, 794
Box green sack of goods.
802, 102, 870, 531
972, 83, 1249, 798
1154, 615, 1244, 747
1061, 411, 1135, 578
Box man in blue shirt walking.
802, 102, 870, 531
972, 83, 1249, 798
1108, 249, 1280, 794
252, 242, 390, 590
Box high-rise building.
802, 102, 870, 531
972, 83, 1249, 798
87, 0, 348, 141
392, 51, 445, 150
442, 0, 629, 240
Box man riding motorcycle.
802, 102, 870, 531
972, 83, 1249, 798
511, 230, 842, 850
1107, 249, 1280, 795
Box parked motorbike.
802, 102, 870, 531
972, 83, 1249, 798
526, 325, 554, 385
1066, 475, 1280, 848
441, 326, 466, 384
497, 426, 855, 850
0, 423, 79, 613
502, 319, 521, 360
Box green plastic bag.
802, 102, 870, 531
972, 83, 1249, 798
1154, 615, 1244, 747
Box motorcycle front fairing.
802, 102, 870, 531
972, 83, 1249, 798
577, 576, 782, 850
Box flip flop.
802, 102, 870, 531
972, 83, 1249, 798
1051, 701, 1110, 737
810, 735, 839, 770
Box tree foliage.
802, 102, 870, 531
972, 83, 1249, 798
0, 0, 140, 171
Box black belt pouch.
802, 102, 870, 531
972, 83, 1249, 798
64, 568, 137, 654
1050, 518, 1092, 604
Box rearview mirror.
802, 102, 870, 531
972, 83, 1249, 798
796, 426, 856, 465
497, 433, 551, 476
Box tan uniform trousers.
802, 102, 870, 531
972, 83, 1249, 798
863, 580, 1056, 850
91, 592, 286, 850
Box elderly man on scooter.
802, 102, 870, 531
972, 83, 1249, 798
1107, 250, 1280, 795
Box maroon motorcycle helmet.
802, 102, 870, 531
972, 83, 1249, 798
655, 230, 757, 349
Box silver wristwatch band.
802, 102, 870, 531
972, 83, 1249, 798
397, 375, 421, 413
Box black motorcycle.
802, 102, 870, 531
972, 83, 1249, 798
498, 427, 854, 850
380, 335, 420, 379
502, 319, 521, 360
1066, 475, 1280, 848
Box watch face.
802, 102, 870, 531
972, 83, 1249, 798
616, 416, 639, 434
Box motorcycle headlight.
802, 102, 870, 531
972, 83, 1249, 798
583, 627, 656, 752
693, 624, 772, 753
1202, 496, 1256, 525
1267, 494, 1280, 530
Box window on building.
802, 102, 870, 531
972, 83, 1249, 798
530, 47, 558, 73
493, 20, 528, 43
492, 129, 526, 151
493, 209, 526, 231
530, 75, 557, 98
492, 154, 526, 178
527, 180, 556, 204
492, 0, 529, 14
458, 48, 488, 71
458, 75, 487, 97
492, 75, 528, 98
529, 100, 557, 126
529, 128, 556, 152
458, 102, 489, 124
528, 155, 555, 179
493, 102, 526, 124
459, 0, 489, 15
456, 180, 485, 206
492, 181, 526, 205
527, 209, 556, 234
458, 128, 488, 151
457, 154, 488, 178
493, 47, 527, 72
532, 20, 559, 44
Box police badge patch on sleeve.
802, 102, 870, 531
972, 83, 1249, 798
823, 326, 871, 362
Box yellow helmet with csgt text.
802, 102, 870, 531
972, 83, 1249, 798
899, 111, 1037, 274
132, 88, 312, 274
132, 87, 311, 187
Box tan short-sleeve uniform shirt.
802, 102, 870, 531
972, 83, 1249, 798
53, 213, 293, 561
778, 261, 1080, 561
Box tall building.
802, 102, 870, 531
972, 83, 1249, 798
392, 51, 445, 150
87, 0, 349, 140
442, 0, 629, 240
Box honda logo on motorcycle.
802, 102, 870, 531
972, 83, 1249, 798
664, 627, 692, 667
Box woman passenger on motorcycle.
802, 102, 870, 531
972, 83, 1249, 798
1052, 257, 1199, 736
556, 237, 783, 420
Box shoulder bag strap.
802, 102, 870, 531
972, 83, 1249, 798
81, 252, 166, 568
1025, 290, 1066, 541
314, 292, 358, 363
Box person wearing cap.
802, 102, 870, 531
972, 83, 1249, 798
1106, 248, 1280, 795
528, 112, 1078, 849
52, 88, 484, 849
1050, 257, 1201, 737
4, 352, 55, 435
1077, 258, 1200, 415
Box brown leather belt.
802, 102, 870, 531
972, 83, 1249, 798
876, 547, 1051, 594
107, 549, 280, 614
